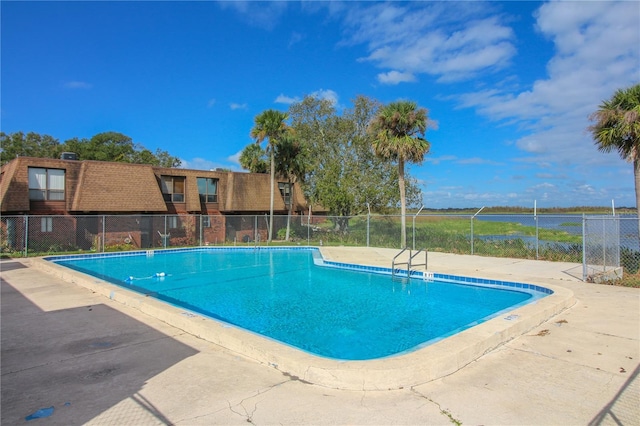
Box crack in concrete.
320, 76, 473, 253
227, 379, 291, 424
409, 388, 463, 425
175, 380, 290, 425
228, 398, 259, 424
510, 345, 632, 376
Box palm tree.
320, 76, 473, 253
239, 143, 268, 173
274, 133, 306, 240
589, 84, 640, 227
250, 109, 290, 242
369, 101, 430, 248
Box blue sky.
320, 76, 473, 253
2, 1, 639, 209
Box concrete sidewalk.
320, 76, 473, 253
2, 248, 638, 425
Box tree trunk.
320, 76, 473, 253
398, 157, 406, 248
635, 157, 640, 239
285, 180, 293, 241
269, 148, 275, 243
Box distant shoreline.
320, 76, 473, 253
405, 206, 636, 215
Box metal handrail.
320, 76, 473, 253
392, 247, 409, 277
408, 249, 428, 277
409, 248, 427, 270
393, 248, 428, 278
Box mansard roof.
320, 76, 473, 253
71, 161, 167, 212
0, 157, 316, 214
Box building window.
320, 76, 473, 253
202, 216, 211, 228
161, 176, 185, 202
29, 168, 65, 201
168, 216, 179, 229
197, 178, 218, 203
278, 182, 291, 206
41, 217, 53, 233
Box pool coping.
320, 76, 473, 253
31, 247, 576, 391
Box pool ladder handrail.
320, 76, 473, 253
392, 247, 409, 277
392, 248, 428, 278
409, 248, 428, 278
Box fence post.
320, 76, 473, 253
470, 207, 485, 255
534, 201, 539, 260
366, 203, 370, 248
602, 217, 607, 273
582, 214, 587, 281
470, 216, 474, 255
307, 209, 311, 246
102, 215, 106, 252
24, 215, 29, 257
253, 215, 257, 245
413, 206, 424, 251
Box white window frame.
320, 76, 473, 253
29, 168, 65, 201
278, 182, 291, 206
168, 216, 179, 229
41, 217, 53, 233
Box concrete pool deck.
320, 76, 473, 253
2, 247, 639, 425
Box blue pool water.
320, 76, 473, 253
50, 248, 542, 360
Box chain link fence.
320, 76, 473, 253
1, 213, 637, 281
579, 215, 639, 282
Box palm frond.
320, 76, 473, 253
589, 83, 640, 162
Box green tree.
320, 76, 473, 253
589, 83, 640, 228
289, 95, 421, 233
369, 101, 431, 248
63, 132, 181, 166
239, 143, 269, 173
274, 133, 306, 240
85, 131, 137, 162
0, 132, 62, 165
250, 109, 290, 242
151, 148, 182, 168
1, 130, 181, 167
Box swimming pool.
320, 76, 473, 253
48, 247, 546, 360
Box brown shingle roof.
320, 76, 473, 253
225, 173, 307, 212
71, 161, 167, 212
0, 158, 27, 212
0, 157, 323, 215
0, 157, 84, 213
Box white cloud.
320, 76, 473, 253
275, 89, 339, 106
342, 3, 515, 82
229, 103, 247, 110
310, 89, 338, 105
228, 151, 242, 166
456, 157, 503, 166
180, 157, 241, 172
288, 31, 304, 48
377, 70, 416, 85
424, 155, 457, 165
275, 94, 301, 104
217, 1, 288, 30
422, 188, 516, 207
454, 1, 639, 169
207, 98, 216, 108
63, 81, 92, 89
